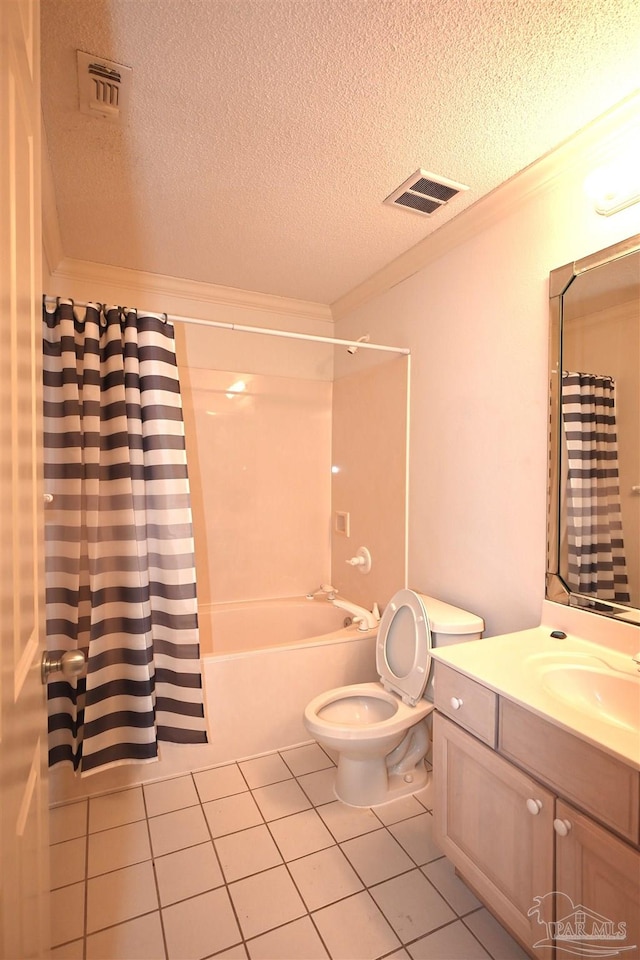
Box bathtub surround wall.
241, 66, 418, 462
331, 357, 409, 610
175, 322, 410, 618
183, 365, 332, 609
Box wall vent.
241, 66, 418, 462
384, 169, 469, 217
77, 50, 132, 123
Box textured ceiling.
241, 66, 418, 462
41, 0, 640, 306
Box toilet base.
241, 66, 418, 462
331, 716, 432, 807
333, 754, 430, 807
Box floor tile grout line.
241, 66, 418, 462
82, 797, 89, 959
141, 782, 170, 960
227, 758, 253, 795
418, 857, 481, 918
48, 753, 518, 960
258, 801, 336, 957
460, 908, 504, 960
277, 743, 336, 779
198, 773, 252, 955
191, 760, 248, 806
74, 908, 164, 950
254, 785, 423, 956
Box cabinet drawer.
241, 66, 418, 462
434, 662, 497, 746
499, 698, 640, 844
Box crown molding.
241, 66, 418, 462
41, 117, 63, 278
48, 256, 334, 323
331, 92, 640, 320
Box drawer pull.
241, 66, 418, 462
526, 798, 543, 815
553, 818, 572, 837
450, 697, 464, 710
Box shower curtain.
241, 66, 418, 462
43, 300, 207, 775
561, 371, 630, 604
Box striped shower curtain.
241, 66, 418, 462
561, 371, 630, 604
43, 301, 207, 775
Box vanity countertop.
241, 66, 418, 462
430, 625, 640, 770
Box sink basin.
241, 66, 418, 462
540, 665, 640, 732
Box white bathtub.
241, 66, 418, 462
50, 595, 378, 803
197, 596, 379, 764
198, 595, 358, 655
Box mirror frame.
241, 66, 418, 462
547, 232, 640, 627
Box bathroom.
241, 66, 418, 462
2, 1, 640, 958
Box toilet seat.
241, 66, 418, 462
376, 589, 432, 706
304, 682, 433, 741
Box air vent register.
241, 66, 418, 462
384, 169, 469, 217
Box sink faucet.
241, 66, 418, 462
331, 596, 380, 632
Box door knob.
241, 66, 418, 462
450, 697, 463, 710
526, 798, 543, 815
41, 649, 86, 684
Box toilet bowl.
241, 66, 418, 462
303, 589, 484, 807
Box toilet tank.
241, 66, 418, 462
416, 593, 484, 647
415, 593, 484, 702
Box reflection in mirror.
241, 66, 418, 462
547, 235, 640, 625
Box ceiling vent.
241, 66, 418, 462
77, 50, 132, 123
384, 169, 469, 217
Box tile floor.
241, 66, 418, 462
49, 744, 529, 960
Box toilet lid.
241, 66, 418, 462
376, 589, 432, 706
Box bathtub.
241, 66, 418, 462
49, 595, 379, 803
197, 596, 379, 764
198, 595, 361, 655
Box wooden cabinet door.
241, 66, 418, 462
553, 800, 640, 958
434, 713, 554, 959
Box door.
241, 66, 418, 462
0, 0, 49, 957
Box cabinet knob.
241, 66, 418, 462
526, 798, 543, 815
450, 697, 463, 710
553, 818, 572, 837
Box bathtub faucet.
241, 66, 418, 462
306, 583, 337, 601
331, 597, 380, 632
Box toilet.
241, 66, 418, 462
303, 589, 484, 807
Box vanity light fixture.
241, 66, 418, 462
584, 150, 640, 216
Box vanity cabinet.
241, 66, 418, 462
434, 713, 554, 958
433, 663, 640, 960
554, 800, 640, 954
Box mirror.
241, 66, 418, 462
547, 234, 640, 626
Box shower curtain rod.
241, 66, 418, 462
43, 296, 410, 356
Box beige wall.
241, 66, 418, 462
334, 150, 640, 637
